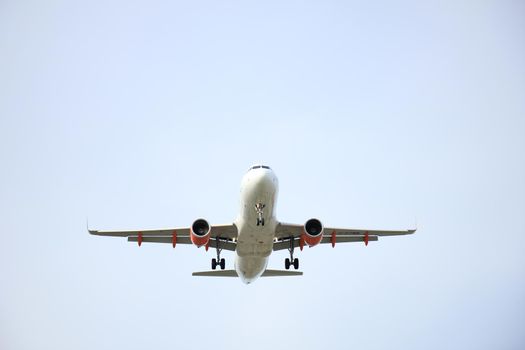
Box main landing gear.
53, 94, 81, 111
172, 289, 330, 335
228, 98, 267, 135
211, 239, 225, 270
255, 203, 266, 226
285, 238, 299, 270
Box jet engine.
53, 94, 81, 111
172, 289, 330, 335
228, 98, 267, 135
190, 218, 211, 247
303, 218, 324, 247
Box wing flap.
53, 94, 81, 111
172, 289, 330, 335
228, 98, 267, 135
128, 236, 237, 251
127, 236, 192, 244
273, 235, 379, 251
320, 235, 379, 244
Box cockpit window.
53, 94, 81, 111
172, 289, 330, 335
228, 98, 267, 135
248, 165, 271, 171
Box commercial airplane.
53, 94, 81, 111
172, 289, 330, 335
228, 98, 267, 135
89, 165, 415, 284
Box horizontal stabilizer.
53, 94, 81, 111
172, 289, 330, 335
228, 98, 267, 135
261, 269, 303, 276
192, 269, 303, 277
192, 270, 238, 277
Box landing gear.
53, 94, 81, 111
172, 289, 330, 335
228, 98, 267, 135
285, 238, 300, 270
212, 258, 225, 270
211, 239, 225, 270
255, 203, 266, 226
285, 257, 299, 270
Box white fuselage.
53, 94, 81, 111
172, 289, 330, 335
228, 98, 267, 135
234, 167, 279, 284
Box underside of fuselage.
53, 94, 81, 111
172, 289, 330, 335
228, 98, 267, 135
234, 166, 278, 283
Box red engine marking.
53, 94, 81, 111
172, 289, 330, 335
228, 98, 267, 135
300, 234, 305, 251
364, 231, 369, 246
205, 240, 209, 251
138, 232, 143, 247
331, 230, 336, 248
172, 231, 177, 248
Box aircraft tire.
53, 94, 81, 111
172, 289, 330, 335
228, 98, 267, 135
293, 258, 299, 270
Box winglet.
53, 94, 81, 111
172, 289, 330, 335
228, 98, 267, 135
86, 217, 98, 235
410, 216, 418, 234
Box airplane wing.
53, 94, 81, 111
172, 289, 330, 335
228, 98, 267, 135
273, 222, 415, 251
88, 224, 238, 251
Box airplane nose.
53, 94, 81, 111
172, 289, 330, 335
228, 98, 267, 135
241, 167, 278, 192
252, 170, 273, 186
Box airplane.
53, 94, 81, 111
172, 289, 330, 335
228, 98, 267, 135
89, 165, 415, 284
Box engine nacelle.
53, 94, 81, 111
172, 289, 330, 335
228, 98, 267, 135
303, 218, 324, 247
190, 218, 211, 247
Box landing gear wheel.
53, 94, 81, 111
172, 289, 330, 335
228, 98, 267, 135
293, 258, 299, 270
220, 258, 225, 270
256, 218, 260, 226
285, 258, 291, 270
212, 258, 217, 270
261, 218, 265, 226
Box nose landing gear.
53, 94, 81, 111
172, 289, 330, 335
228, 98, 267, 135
255, 203, 266, 226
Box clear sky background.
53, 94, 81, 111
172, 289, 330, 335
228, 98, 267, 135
1, 1, 524, 349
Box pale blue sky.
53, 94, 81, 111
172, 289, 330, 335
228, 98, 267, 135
1, 1, 524, 349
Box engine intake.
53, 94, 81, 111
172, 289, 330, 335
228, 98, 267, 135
303, 218, 324, 247
190, 218, 211, 247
